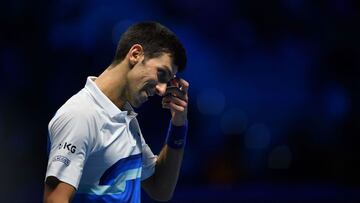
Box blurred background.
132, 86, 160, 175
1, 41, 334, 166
1, 0, 360, 202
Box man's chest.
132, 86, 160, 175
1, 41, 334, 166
80, 120, 143, 184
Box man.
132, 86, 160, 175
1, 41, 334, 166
44, 21, 189, 202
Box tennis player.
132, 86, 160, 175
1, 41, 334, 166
44, 21, 188, 203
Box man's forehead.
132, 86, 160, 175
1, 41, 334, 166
154, 54, 178, 75
143, 53, 177, 79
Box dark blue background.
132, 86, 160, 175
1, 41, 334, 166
1, 0, 359, 202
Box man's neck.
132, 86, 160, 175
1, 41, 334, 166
95, 62, 129, 109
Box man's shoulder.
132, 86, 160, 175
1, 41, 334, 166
50, 89, 102, 126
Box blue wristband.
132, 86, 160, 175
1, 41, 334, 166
165, 120, 188, 149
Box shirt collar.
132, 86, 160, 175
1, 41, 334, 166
84, 76, 137, 118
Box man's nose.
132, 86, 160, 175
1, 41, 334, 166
155, 83, 167, 96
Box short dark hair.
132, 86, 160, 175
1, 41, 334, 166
112, 21, 187, 72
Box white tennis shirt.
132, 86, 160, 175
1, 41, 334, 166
45, 76, 157, 202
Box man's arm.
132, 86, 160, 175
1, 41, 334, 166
142, 145, 184, 201
43, 176, 75, 203
142, 78, 189, 201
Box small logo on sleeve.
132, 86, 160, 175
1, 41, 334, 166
52, 155, 71, 166
58, 142, 77, 153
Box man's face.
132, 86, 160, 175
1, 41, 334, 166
125, 53, 177, 107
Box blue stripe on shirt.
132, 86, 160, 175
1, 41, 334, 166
99, 153, 142, 185
73, 178, 141, 203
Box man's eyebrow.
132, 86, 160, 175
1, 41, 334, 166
160, 65, 174, 78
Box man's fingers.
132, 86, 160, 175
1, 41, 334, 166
163, 96, 187, 108
162, 102, 171, 109
162, 101, 184, 112
165, 88, 188, 103
168, 102, 185, 112
177, 78, 189, 93
165, 86, 185, 97
163, 78, 189, 112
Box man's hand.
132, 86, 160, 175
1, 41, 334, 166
162, 78, 189, 126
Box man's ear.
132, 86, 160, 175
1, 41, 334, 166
128, 44, 144, 67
